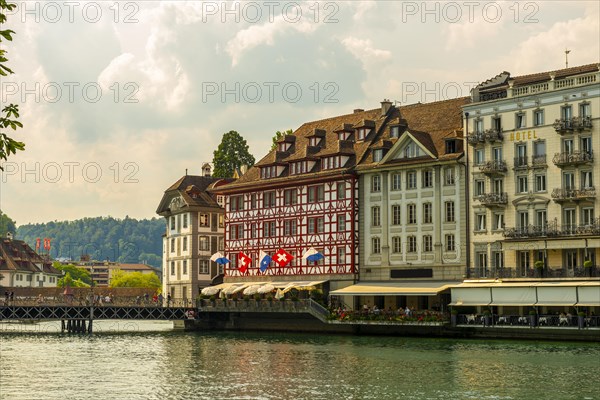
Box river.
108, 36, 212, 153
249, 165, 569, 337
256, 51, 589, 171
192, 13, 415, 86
0, 321, 598, 400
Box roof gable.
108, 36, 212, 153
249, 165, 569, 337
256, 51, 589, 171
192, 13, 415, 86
381, 130, 436, 163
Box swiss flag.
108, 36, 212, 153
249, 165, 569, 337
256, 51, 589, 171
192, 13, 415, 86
237, 252, 252, 273
274, 248, 293, 267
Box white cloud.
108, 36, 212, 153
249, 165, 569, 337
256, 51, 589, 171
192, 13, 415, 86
341, 37, 391, 62
225, 17, 317, 66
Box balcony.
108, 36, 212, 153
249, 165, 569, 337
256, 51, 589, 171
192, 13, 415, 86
476, 192, 508, 207
468, 129, 503, 146
478, 160, 507, 175
551, 187, 596, 202
531, 154, 547, 167
552, 151, 594, 167
503, 218, 600, 239
467, 132, 485, 146
468, 266, 600, 279
513, 156, 528, 169
553, 116, 593, 134
483, 128, 503, 143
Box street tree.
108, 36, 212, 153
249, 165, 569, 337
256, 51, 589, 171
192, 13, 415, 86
0, 0, 25, 169
212, 130, 255, 178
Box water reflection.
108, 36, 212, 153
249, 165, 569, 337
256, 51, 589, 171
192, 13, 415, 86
0, 322, 599, 400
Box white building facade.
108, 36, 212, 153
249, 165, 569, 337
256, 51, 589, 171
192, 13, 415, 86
464, 63, 600, 279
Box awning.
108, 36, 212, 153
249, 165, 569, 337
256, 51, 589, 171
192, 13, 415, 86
576, 285, 600, 307
449, 287, 492, 306
330, 281, 459, 296
217, 281, 326, 294
535, 285, 577, 306
490, 287, 537, 306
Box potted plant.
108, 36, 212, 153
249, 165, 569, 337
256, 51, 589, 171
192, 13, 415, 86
584, 260, 593, 277
529, 310, 537, 328
577, 311, 586, 329
534, 260, 544, 277
450, 309, 458, 326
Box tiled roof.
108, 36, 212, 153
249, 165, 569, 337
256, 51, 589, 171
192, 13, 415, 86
157, 175, 230, 213
216, 98, 469, 191
359, 97, 469, 167
475, 63, 599, 90
512, 63, 599, 86
225, 107, 390, 188
0, 237, 59, 274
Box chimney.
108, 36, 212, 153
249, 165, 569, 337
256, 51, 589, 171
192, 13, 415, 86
240, 164, 248, 175
353, 108, 364, 113
381, 99, 392, 116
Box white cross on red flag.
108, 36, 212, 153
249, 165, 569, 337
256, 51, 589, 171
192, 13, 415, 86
274, 248, 293, 267
237, 252, 251, 273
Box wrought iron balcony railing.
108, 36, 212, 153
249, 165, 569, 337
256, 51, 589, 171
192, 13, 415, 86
478, 160, 507, 175
476, 192, 508, 206
552, 151, 594, 167
513, 156, 528, 169
468, 129, 503, 146
503, 218, 600, 238
551, 187, 596, 202
553, 116, 593, 133
531, 154, 547, 167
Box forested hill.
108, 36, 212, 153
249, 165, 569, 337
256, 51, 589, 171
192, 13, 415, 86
16, 217, 165, 268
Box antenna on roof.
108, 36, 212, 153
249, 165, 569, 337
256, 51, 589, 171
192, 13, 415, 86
565, 49, 571, 68
185, 168, 188, 175
394, 100, 401, 106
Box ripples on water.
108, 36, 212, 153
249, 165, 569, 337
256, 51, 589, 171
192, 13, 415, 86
0, 321, 599, 400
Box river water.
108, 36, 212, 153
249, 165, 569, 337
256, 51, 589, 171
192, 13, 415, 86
0, 321, 598, 400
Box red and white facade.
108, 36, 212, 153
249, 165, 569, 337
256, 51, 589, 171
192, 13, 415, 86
224, 175, 358, 281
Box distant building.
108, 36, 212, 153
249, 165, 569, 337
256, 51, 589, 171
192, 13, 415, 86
156, 166, 231, 300
0, 235, 61, 287
72, 257, 161, 287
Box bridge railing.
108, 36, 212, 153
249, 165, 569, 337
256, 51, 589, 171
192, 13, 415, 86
0, 296, 195, 308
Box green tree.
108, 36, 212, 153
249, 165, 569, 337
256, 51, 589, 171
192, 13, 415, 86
0, 0, 25, 169
53, 262, 92, 285
0, 210, 16, 236
271, 129, 293, 150
109, 269, 161, 289
58, 271, 90, 288
212, 130, 255, 178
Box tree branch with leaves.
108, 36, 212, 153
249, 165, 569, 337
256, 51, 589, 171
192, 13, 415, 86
212, 130, 255, 178
0, 0, 25, 170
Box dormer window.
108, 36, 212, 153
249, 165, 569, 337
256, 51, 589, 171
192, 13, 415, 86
260, 166, 280, 179
278, 142, 291, 152
445, 140, 456, 154
321, 156, 348, 170
356, 128, 370, 141
373, 149, 383, 162
289, 160, 316, 175
390, 126, 400, 138
338, 131, 352, 141
309, 137, 321, 147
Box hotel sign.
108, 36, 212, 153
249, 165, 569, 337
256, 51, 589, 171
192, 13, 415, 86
510, 130, 538, 141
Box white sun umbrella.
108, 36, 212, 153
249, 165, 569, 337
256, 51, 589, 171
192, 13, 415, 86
243, 285, 262, 296
223, 284, 244, 295
257, 284, 275, 294
201, 286, 220, 296
282, 283, 297, 294
275, 288, 285, 300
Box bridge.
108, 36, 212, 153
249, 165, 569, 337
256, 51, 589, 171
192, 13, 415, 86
0, 300, 195, 333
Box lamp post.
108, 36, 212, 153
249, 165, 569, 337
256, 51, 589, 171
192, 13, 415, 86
464, 112, 471, 279
89, 266, 94, 333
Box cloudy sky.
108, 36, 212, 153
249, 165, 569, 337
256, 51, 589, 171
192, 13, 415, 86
0, 0, 598, 225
